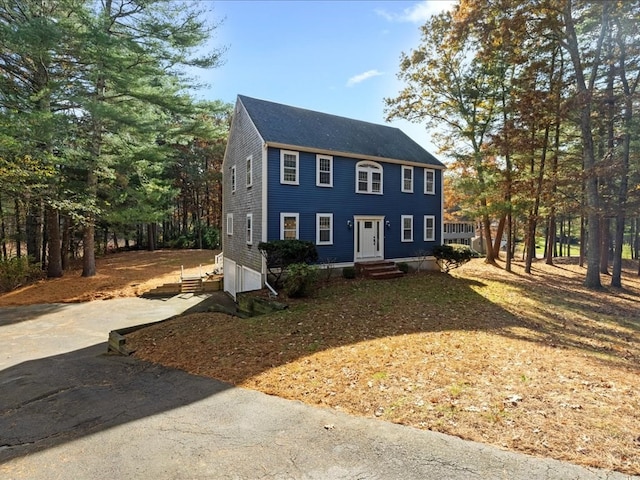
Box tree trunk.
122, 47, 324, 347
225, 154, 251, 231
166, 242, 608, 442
600, 218, 610, 274
546, 214, 556, 264
14, 199, 22, 258
26, 199, 44, 264
147, 223, 156, 251
579, 215, 585, 268
611, 24, 635, 287
61, 214, 70, 271
492, 215, 506, 261
482, 213, 496, 265
505, 213, 512, 272
563, 1, 607, 289
82, 169, 98, 277
82, 223, 96, 277
46, 205, 63, 278
0, 195, 7, 260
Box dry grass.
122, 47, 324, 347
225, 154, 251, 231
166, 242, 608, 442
0, 249, 218, 306
127, 258, 640, 476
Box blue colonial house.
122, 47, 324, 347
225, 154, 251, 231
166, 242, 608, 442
222, 95, 445, 298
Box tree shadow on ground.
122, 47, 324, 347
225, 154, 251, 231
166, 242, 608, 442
126, 268, 639, 389
0, 304, 67, 327
0, 343, 230, 464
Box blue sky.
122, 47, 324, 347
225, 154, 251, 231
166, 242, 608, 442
194, 0, 456, 154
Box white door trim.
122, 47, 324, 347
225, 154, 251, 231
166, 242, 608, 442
353, 215, 385, 261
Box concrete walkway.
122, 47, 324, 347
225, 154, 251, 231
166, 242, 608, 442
0, 297, 636, 480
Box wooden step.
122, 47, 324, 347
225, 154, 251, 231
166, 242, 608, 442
181, 277, 203, 293
355, 261, 404, 279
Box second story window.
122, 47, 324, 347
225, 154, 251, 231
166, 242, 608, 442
424, 168, 435, 195
356, 161, 383, 194
316, 155, 333, 187
246, 156, 253, 188
402, 165, 413, 193
231, 165, 236, 193
281, 150, 299, 185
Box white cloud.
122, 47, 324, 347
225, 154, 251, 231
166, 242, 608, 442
346, 69, 384, 87
375, 0, 457, 24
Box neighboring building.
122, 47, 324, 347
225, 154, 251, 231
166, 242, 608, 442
443, 222, 476, 246
222, 95, 445, 298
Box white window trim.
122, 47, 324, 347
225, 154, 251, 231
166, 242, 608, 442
424, 215, 436, 241
246, 155, 253, 188
280, 150, 299, 185
316, 154, 333, 187
355, 161, 383, 195
226, 213, 233, 236
401, 165, 414, 193
280, 212, 300, 240
246, 213, 253, 245
231, 165, 236, 193
401, 215, 413, 242
424, 168, 435, 195
316, 213, 333, 245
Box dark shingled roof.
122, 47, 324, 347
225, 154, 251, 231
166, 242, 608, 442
238, 95, 444, 167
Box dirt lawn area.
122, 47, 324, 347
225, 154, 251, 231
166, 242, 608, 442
0, 249, 218, 306
2, 250, 639, 475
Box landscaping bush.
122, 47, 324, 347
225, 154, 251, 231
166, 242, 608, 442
397, 262, 409, 274
284, 263, 319, 298
342, 266, 356, 279
432, 244, 480, 272
0, 257, 44, 293
258, 240, 319, 287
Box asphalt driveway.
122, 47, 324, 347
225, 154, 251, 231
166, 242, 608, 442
0, 296, 636, 479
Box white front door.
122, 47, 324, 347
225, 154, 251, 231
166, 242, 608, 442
355, 216, 384, 260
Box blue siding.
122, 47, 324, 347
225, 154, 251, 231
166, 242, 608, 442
267, 148, 442, 264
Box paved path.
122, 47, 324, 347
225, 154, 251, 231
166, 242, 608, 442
0, 297, 636, 480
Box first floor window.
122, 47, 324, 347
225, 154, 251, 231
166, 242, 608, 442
402, 215, 413, 242
246, 213, 253, 245
226, 213, 233, 236
281, 212, 299, 240
424, 215, 435, 241
316, 213, 333, 245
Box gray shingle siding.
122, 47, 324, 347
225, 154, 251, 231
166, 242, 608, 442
222, 100, 264, 273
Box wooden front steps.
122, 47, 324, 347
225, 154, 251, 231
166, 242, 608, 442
180, 277, 204, 293
355, 260, 404, 280
141, 278, 223, 298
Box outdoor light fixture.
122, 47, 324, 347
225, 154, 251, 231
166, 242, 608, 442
386, 220, 391, 228
347, 220, 353, 229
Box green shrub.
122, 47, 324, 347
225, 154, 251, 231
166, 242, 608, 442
0, 257, 44, 293
397, 262, 409, 273
258, 240, 319, 287
342, 266, 356, 279
284, 263, 319, 298
201, 226, 220, 250
432, 244, 480, 272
